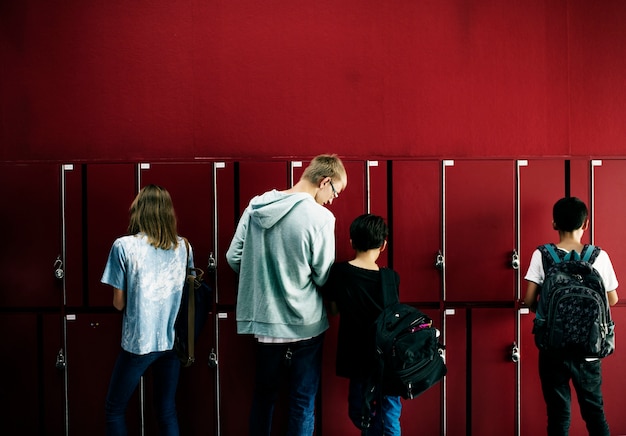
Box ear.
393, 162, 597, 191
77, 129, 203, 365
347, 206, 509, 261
581, 218, 590, 231
552, 221, 558, 230
380, 240, 388, 253
319, 176, 331, 189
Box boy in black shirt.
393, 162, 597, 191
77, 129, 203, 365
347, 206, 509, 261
323, 214, 402, 435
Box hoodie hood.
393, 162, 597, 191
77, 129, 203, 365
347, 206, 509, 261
249, 189, 311, 230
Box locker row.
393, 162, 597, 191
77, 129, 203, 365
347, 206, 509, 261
2, 158, 626, 435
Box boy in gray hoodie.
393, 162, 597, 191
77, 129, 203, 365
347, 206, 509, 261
227, 154, 347, 436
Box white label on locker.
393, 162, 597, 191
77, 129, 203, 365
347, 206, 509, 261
66, 314, 76, 321
215, 162, 226, 169
63, 164, 74, 171
140, 163, 150, 170
292, 161, 303, 168
368, 161, 379, 167
518, 160, 528, 167
218, 312, 228, 319
520, 308, 530, 315
443, 160, 454, 167
444, 309, 456, 315
591, 160, 603, 167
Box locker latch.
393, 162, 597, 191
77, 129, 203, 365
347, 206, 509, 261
54, 256, 64, 280
208, 348, 218, 369
207, 252, 217, 274
510, 342, 520, 363
55, 348, 66, 370
435, 250, 444, 270
511, 249, 520, 270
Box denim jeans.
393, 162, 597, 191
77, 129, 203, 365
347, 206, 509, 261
249, 334, 324, 436
538, 351, 609, 436
105, 349, 181, 436
348, 380, 402, 436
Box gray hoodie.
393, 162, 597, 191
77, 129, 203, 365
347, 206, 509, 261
226, 189, 335, 339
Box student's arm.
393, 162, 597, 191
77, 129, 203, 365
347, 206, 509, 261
523, 281, 540, 312
608, 290, 619, 306
113, 288, 126, 311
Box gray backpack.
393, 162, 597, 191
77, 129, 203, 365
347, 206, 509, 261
533, 243, 614, 357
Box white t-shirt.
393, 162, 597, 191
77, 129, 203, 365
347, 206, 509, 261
524, 246, 618, 293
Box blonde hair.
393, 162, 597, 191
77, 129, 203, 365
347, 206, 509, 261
301, 154, 347, 186
128, 185, 178, 250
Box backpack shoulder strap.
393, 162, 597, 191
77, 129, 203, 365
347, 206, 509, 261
379, 268, 400, 307
542, 243, 562, 264
581, 244, 601, 264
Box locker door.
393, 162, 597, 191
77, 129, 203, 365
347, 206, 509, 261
444, 160, 516, 302
391, 160, 441, 302
0, 163, 62, 307
470, 308, 517, 435
518, 159, 566, 435
1, 314, 41, 434
65, 313, 128, 435
590, 159, 626, 434
215, 312, 267, 435
85, 164, 137, 307
444, 307, 517, 436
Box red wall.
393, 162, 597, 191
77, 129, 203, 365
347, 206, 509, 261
2, 0, 626, 163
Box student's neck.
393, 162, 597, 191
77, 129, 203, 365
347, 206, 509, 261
349, 250, 380, 271
557, 230, 585, 251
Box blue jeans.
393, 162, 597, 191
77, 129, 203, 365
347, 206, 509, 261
348, 380, 402, 436
249, 334, 324, 436
105, 349, 181, 436
538, 351, 609, 436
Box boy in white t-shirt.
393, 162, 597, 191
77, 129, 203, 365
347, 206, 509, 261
523, 197, 618, 436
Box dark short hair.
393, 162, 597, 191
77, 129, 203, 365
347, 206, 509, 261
553, 197, 588, 232
349, 214, 388, 252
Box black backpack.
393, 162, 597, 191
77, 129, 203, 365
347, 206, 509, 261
533, 243, 615, 358
361, 268, 446, 428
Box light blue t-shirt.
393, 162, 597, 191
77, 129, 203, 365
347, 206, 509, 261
101, 234, 192, 355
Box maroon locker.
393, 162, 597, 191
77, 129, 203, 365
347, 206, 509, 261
0, 163, 62, 307
1, 314, 41, 434
85, 164, 137, 307
443, 308, 467, 436
444, 160, 516, 302
590, 159, 626, 434
470, 308, 517, 436
42, 314, 66, 434
390, 160, 442, 302
518, 159, 566, 435
65, 313, 131, 435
